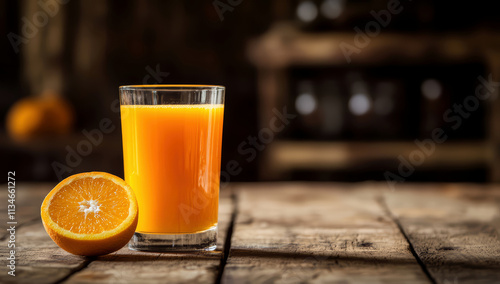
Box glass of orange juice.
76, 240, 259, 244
119, 85, 224, 251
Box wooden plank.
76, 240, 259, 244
0, 183, 233, 284
0, 183, 52, 239
222, 183, 430, 284
384, 184, 500, 284
63, 187, 234, 284
0, 221, 89, 284
0, 183, 89, 283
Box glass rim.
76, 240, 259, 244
119, 84, 225, 91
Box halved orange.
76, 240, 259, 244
41, 172, 138, 256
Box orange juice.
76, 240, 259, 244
120, 105, 224, 234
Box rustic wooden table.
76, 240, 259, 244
1, 182, 500, 284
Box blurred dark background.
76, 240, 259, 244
2, 0, 500, 183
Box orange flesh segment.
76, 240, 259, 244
48, 177, 131, 234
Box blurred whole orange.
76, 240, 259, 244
6, 92, 75, 141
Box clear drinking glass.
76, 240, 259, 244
119, 85, 225, 251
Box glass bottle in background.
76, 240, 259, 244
295, 80, 321, 138
319, 79, 344, 139
346, 75, 373, 139
419, 78, 450, 138
372, 81, 404, 139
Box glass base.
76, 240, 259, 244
128, 225, 217, 252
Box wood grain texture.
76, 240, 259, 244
222, 183, 430, 284
4, 182, 500, 284
0, 219, 89, 284
384, 184, 500, 284
0, 183, 51, 239
62, 186, 234, 284
0, 183, 233, 284
0, 183, 92, 284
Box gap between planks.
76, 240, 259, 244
215, 190, 238, 284
377, 196, 438, 284
57, 187, 238, 284
54, 258, 94, 284
221, 183, 433, 283
0, 216, 42, 241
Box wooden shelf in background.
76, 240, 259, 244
263, 140, 493, 179
247, 23, 500, 181
247, 23, 500, 68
